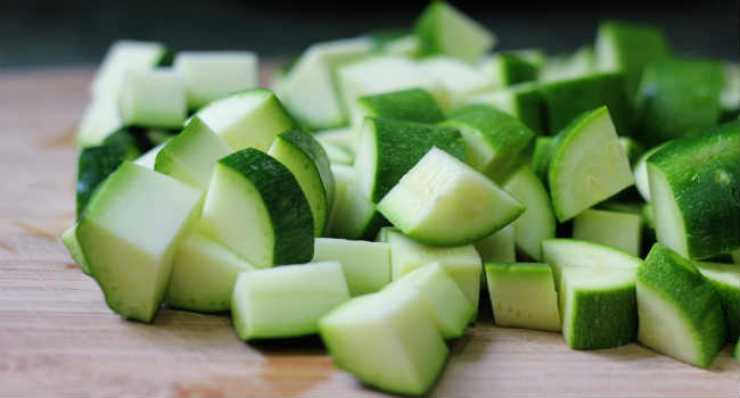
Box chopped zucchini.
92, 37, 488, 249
174, 51, 259, 109
118, 69, 187, 129
167, 233, 255, 313
503, 166, 556, 260
573, 209, 642, 256
446, 103, 535, 184
378, 147, 524, 246
154, 117, 232, 190
313, 238, 391, 296
485, 262, 561, 332
77, 162, 201, 322
637, 244, 726, 368
548, 106, 634, 221
269, 130, 334, 235
385, 228, 482, 309
195, 89, 296, 151
647, 121, 740, 258
232, 261, 350, 340
200, 149, 314, 268
475, 225, 515, 263
417, 57, 495, 105
319, 289, 448, 396
354, 117, 465, 203
415, 1, 496, 62
386, 262, 475, 338
696, 261, 740, 342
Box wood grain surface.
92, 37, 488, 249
0, 68, 737, 398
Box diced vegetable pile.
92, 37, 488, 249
62, 1, 740, 395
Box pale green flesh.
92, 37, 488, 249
386, 229, 481, 309
385, 263, 475, 338
417, 1, 495, 63
647, 165, 689, 256
560, 266, 636, 349
633, 146, 662, 201
269, 137, 329, 236
315, 127, 356, 153
200, 164, 275, 268
485, 263, 561, 332
61, 224, 89, 275
549, 107, 634, 222
475, 224, 515, 263
232, 262, 350, 340
174, 51, 259, 109
133, 142, 168, 169
195, 90, 295, 151
338, 56, 447, 119
154, 117, 232, 190
353, 118, 378, 201
319, 289, 448, 396
167, 233, 255, 312
636, 282, 703, 366
76, 97, 123, 148
320, 141, 353, 165
503, 166, 555, 260
118, 69, 187, 129
325, 164, 379, 239
277, 38, 372, 129
417, 57, 495, 105
573, 209, 642, 256
542, 239, 642, 289
91, 40, 165, 99
313, 238, 391, 296
377, 148, 524, 246
78, 162, 201, 322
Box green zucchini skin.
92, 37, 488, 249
638, 244, 726, 368
76, 134, 142, 219
648, 121, 740, 259
446, 103, 535, 184
636, 59, 725, 146
358, 88, 445, 124
364, 118, 465, 203
495, 54, 539, 86
540, 72, 632, 135
566, 281, 637, 350
531, 136, 553, 184
219, 149, 315, 265
595, 21, 671, 95
697, 262, 740, 342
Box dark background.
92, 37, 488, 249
1, 0, 738, 68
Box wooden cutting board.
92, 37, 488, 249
0, 68, 737, 398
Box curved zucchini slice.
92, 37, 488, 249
696, 261, 740, 342
195, 89, 296, 151
637, 244, 726, 368
378, 147, 524, 246
325, 164, 385, 239
647, 121, 740, 259
446, 103, 535, 184
548, 106, 634, 222
77, 162, 202, 322
503, 167, 555, 260
200, 149, 314, 268
269, 130, 334, 235
232, 262, 350, 340
354, 117, 465, 203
